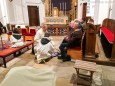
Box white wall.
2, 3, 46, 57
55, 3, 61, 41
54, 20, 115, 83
0, 0, 8, 25
94, 0, 100, 24
13, 0, 24, 24
78, 0, 83, 20
111, 0, 115, 19
98, 0, 110, 24
5, 0, 15, 24
0, 3, 3, 22
78, 0, 88, 19
93, 0, 111, 24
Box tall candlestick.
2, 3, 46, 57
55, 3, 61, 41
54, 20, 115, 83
52, 3, 53, 16
60, 3, 61, 10
52, 3, 53, 10
65, 2, 66, 16
63, 2, 64, 11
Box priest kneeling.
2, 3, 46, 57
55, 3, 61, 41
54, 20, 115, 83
35, 33, 58, 63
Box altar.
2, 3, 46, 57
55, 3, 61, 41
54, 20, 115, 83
44, 7, 69, 35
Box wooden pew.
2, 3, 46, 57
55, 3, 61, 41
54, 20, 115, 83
85, 23, 96, 58
67, 32, 86, 60
100, 18, 115, 60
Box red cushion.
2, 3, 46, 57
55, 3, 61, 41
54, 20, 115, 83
21, 29, 28, 35
101, 27, 114, 43
29, 29, 36, 36
0, 41, 33, 57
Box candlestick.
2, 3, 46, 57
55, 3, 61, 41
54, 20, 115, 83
63, 2, 64, 11
65, 2, 66, 16
60, 3, 61, 10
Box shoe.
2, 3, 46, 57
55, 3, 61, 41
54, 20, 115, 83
39, 59, 46, 64
58, 55, 63, 59
63, 58, 71, 62
63, 55, 71, 62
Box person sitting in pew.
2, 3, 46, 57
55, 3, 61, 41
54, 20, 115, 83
10, 28, 24, 47
59, 21, 83, 62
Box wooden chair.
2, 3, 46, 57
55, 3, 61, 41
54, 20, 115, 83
67, 32, 85, 60
21, 28, 28, 41
25, 28, 36, 41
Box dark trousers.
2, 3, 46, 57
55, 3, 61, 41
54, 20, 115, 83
59, 39, 68, 59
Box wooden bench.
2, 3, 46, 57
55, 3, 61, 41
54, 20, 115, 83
74, 60, 97, 86
100, 18, 115, 60
0, 41, 34, 68
67, 32, 86, 60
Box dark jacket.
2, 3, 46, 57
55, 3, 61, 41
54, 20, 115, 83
68, 29, 82, 48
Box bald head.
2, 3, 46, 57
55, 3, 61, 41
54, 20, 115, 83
41, 24, 48, 32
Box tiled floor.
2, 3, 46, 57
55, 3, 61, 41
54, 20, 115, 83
0, 34, 115, 86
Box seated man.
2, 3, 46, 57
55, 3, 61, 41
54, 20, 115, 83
35, 33, 56, 63
59, 21, 83, 62
0, 66, 56, 86
10, 28, 24, 47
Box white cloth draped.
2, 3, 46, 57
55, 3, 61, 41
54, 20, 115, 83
10, 35, 24, 47
0, 66, 56, 86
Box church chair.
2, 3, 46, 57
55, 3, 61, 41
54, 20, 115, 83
24, 28, 36, 41
20, 28, 28, 35
67, 32, 85, 60
21, 28, 28, 41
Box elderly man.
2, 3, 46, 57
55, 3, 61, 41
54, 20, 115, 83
34, 24, 48, 43
59, 21, 83, 62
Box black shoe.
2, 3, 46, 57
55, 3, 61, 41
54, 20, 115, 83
58, 55, 63, 59
63, 55, 71, 62
63, 59, 71, 62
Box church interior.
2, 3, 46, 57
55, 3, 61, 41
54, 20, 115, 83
0, 0, 115, 86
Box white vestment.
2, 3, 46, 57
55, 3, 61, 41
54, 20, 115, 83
34, 28, 45, 43
10, 35, 24, 47
0, 66, 56, 86
35, 39, 55, 61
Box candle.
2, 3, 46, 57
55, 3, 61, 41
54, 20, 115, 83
50, 1, 51, 16
52, 3, 53, 9
60, 3, 61, 10
65, 2, 66, 16
63, 2, 64, 11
